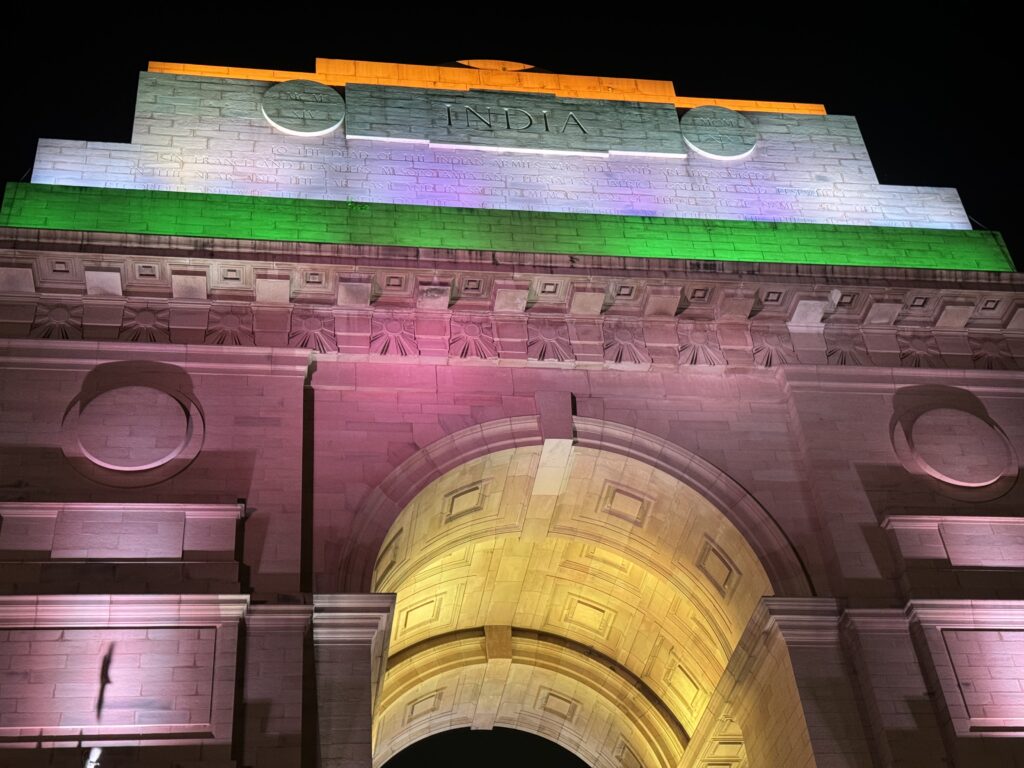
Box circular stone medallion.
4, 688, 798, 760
907, 408, 1014, 488
261, 80, 346, 137
679, 106, 758, 160
77, 387, 189, 470
890, 401, 1019, 501
61, 382, 205, 488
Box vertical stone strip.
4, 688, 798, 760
313, 594, 395, 768
243, 605, 312, 768
842, 610, 947, 767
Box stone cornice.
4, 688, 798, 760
0, 594, 250, 626
758, 597, 843, 645
0, 502, 244, 519
312, 593, 396, 644
840, 609, 911, 633
3, 229, 1022, 370
1, 184, 1011, 272
246, 604, 314, 630
781, 366, 1024, 395
907, 599, 1024, 628
0, 338, 311, 375
3, 225, 1020, 289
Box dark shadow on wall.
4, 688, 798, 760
855, 463, 1024, 521
1, 358, 258, 503
843, 383, 1022, 600
75, 360, 194, 403
0, 445, 257, 505
891, 384, 995, 431
301, 360, 316, 594
868, 694, 950, 767
303, 622, 320, 768
852, 463, 1024, 599
231, 615, 248, 767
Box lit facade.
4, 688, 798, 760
0, 56, 1022, 767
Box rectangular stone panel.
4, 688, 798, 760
911, 602, 1024, 736
344, 83, 686, 156
0, 513, 57, 557
0, 595, 246, 746
0, 627, 215, 729
885, 517, 1024, 568
51, 508, 185, 559
940, 522, 1024, 568
0, 504, 242, 564
944, 629, 1024, 720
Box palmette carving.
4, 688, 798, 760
370, 315, 419, 356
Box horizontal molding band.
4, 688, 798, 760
0, 183, 1013, 272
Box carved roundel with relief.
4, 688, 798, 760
891, 404, 1018, 499
261, 79, 346, 137
679, 106, 758, 160
61, 384, 205, 488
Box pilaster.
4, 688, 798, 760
312, 594, 395, 768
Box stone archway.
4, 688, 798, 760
366, 432, 816, 767
342, 417, 814, 599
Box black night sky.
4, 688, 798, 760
1, 12, 1017, 765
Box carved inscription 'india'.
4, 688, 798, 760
445, 104, 588, 134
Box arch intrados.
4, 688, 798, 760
341, 415, 813, 598
375, 631, 684, 768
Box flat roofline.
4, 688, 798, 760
147, 58, 828, 115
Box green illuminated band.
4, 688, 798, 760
0, 183, 1012, 272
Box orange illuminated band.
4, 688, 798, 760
148, 58, 827, 115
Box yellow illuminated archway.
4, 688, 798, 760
371, 443, 777, 767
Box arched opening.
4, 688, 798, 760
383, 726, 589, 767
368, 436, 811, 767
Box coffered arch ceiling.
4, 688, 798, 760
372, 443, 773, 768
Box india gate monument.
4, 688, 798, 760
0, 55, 1022, 767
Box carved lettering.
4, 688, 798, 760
443, 104, 588, 135
562, 112, 587, 134
504, 108, 533, 130
464, 106, 492, 128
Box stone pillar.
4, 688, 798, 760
842, 610, 948, 767
243, 605, 313, 768
725, 598, 875, 768
313, 594, 395, 768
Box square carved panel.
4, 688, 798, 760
445, 482, 488, 523
535, 687, 579, 723
697, 538, 742, 598
404, 689, 446, 725
599, 483, 650, 527
560, 594, 615, 639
